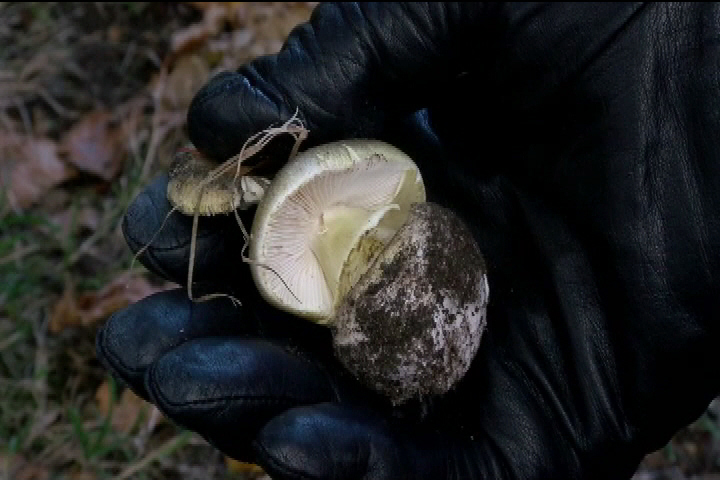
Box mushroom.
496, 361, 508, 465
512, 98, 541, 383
167, 145, 270, 215
332, 201, 489, 404
163, 115, 308, 302
164, 132, 490, 405
249, 139, 426, 323
166, 114, 308, 217
248, 139, 490, 405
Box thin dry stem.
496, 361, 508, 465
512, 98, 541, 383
127, 205, 179, 275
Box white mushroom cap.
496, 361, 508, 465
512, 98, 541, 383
249, 139, 426, 323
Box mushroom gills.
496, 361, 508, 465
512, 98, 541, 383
300, 167, 421, 318
251, 145, 425, 323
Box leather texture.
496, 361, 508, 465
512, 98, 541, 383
97, 3, 720, 478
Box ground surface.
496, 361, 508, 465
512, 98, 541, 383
0, 2, 718, 479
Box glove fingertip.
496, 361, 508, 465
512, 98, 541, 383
187, 71, 248, 161
254, 404, 399, 480
188, 69, 296, 162
253, 405, 350, 480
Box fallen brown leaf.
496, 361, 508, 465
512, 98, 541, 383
94, 380, 115, 418
95, 381, 163, 434
248, 2, 317, 50
68, 471, 97, 480
162, 53, 211, 110
1, 136, 77, 210
60, 110, 127, 181
170, 3, 228, 59
0, 453, 50, 480
47, 205, 101, 240
49, 272, 174, 333
225, 457, 266, 476
170, 2, 315, 70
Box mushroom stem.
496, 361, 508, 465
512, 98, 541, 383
310, 203, 399, 308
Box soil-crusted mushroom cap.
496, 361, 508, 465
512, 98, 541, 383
332, 202, 490, 405
249, 139, 426, 323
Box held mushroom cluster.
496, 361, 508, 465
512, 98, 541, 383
167, 138, 490, 405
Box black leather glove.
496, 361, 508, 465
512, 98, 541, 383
97, 3, 720, 479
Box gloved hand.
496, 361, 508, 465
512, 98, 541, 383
96, 3, 720, 479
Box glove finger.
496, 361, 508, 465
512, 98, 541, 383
187, 3, 488, 162
144, 337, 360, 463
96, 288, 251, 399
253, 403, 504, 480
123, 173, 254, 293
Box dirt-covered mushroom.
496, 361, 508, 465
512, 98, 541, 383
333, 202, 489, 404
